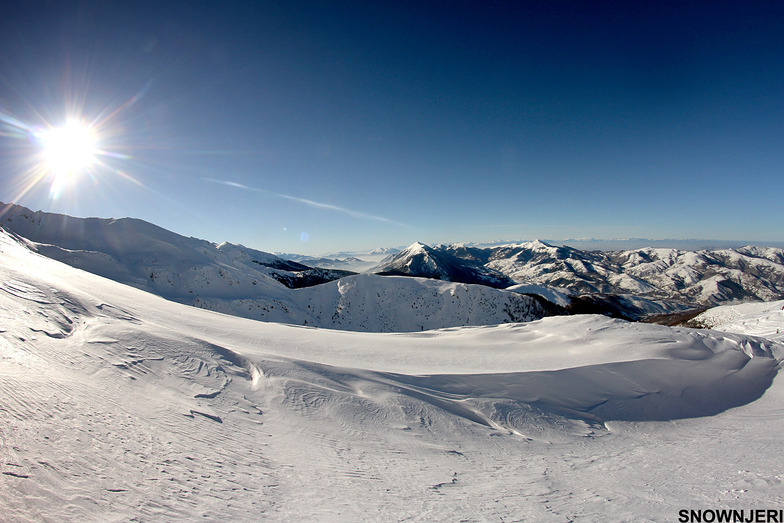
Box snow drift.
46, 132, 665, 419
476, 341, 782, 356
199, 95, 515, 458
2, 226, 783, 520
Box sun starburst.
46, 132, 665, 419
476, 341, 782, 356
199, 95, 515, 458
37, 119, 99, 197
0, 87, 146, 204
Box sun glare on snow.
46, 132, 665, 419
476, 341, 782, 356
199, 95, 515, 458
38, 119, 98, 197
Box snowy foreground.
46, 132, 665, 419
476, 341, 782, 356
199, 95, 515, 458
689, 300, 784, 342
1, 230, 783, 522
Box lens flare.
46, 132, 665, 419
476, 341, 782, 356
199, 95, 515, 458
38, 120, 98, 197
0, 80, 151, 205
40, 120, 97, 172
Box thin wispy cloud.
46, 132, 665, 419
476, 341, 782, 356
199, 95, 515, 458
204, 178, 409, 227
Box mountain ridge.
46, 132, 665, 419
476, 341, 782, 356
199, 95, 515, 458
370, 240, 784, 316
0, 202, 547, 331
3, 201, 784, 327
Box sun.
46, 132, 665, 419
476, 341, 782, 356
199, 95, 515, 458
1, 87, 147, 204
38, 119, 98, 197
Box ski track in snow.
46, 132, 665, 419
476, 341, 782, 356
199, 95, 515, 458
1, 230, 784, 521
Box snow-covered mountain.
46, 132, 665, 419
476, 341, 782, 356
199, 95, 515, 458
282, 247, 402, 272
374, 242, 515, 288
277, 253, 372, 272
0, 203, 547, 332
195, 273, 548, 332
5, 202, 784, 329
371, 240, 784, 314
0, 202, 352, 295
1, 218, 782, 521
368, 246, 401, 256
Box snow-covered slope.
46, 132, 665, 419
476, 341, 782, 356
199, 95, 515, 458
686, 300, 784, 341
0, 204, 546, 332
0, 202, 349, 297
1, 225, 783, 521
195, 273, 547, 332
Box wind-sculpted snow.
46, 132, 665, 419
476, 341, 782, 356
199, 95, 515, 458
267, 332, 777, 431
1, 228, 783, 520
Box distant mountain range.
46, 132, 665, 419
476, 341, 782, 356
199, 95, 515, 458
0, 203, 547, 331
369, 240, 784, 319
279, 253, 378, 272
3, 201, 783, 328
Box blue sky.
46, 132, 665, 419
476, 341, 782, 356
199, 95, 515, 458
1, 1, 783, 255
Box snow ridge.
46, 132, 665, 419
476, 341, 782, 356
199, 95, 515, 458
4, 202, 784, 330
0, 203, 545, 332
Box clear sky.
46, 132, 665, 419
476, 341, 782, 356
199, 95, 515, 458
1, 1, 783, 255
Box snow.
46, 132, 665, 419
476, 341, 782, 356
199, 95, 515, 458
485, 241, 784, 305
507, 282, 573, 307
2, 228, 784, 521
5, 205, 784, 328
607, 272, 658, 293
189, 273, 547, 332
690, 300, 784, 341
2, 206, 547, 331
377, 242, 443, 275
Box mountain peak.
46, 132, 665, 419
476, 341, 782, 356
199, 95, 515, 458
405, 241, 431, 252
527, 239, 554, 249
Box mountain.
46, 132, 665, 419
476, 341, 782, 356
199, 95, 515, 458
0, 202, 353, 295
281, 248, 403, 272
368, 246, 401, 256
555, 238, 784, 251
0, 203, 547, 332
195, 274, 548, 332
279, 253, 374, 272
374, 242, 515, 288
370, 240, 784, 316
5, 202, 784, 328
1, 222, 782, 521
